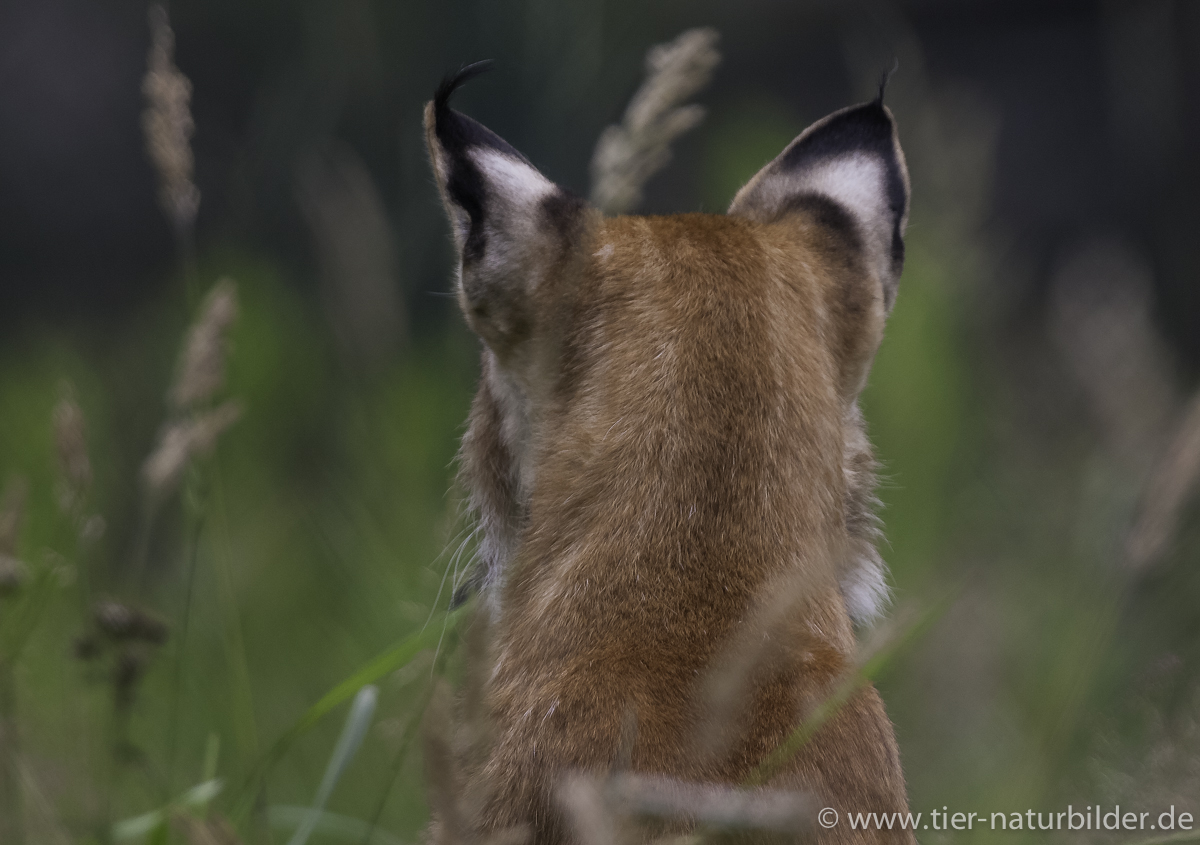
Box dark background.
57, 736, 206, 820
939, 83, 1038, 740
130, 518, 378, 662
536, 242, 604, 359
0, 1, 1198, 842
3, 0, 1198, 367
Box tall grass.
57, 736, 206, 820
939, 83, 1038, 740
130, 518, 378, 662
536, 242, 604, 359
0, 8, 1197, 845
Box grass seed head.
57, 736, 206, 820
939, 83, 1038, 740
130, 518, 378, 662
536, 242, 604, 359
0, 478, 27, 557
93, 599, 169, 645
52, 383, 92, 515
588, 27, 720, 215
143, 401, 242, 497
143, 4, 200, 233
0, 479, 29, 597
0, 555, 28, 598
171, 278, 239, 411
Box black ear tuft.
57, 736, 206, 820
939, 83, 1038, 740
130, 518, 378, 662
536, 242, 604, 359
775, 100, 908, 246
728, 96, 910, 309
424, 66, 587, 352
875, 58, 899, 105
435, 61, 493, 113
428, 61, 539, 265
432, 61, 531, 167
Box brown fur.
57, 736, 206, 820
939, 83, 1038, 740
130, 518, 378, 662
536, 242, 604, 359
425, 88, 914, 844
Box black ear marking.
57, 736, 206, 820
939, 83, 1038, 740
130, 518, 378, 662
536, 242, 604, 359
540, 191, 587, 240
433, 61, 531, 166
777, 193, 863, 251
875, 58, 899, 105
728, 91, 910, 309
435, 61, 493, 110
780, 101, 908, 299
775, 102, 906, 222
431, 61, 535, 264
425, 68, 590, 354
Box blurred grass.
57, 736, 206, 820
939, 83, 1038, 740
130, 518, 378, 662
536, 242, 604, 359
0, 249, 481, 841
1, 67, 1198, 845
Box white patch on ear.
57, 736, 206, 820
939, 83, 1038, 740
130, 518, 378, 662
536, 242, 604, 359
808, 153, 895, 294
729, 102, 908, 308
469, 148, 556, 210
436, 146, 558, 257
795, 154, 888, 236
755, 152, 894, 288
464, 149, 559, 289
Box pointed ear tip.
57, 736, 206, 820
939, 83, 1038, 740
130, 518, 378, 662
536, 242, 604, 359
435, 60, 495, 110
863, 97, 898, 126
428, 61, 493, 144
874, 58, 900, 103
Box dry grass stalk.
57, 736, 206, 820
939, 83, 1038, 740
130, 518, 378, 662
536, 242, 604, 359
0, 481, 26, 844
1087, 685, 1200, 842
92, 599, 170, 645
171, 278, 238, 412
0, 480, 29, 596
688, 565, 815, 763
559, 771, 814, 841
143, 401, 242, 497
142, 278, 243, 498
481, 827, 532, 845
0, 666, 20, 845
51, 386, 106, 546
1127, 389, 1200, 572
52, 384, 92, 516
143, 4, 200, 234
1050, 242, 1176, 469
745, 604, 926, 789
1050, 241, 1200, 575
295, 149, 405, 366
589, 28, 721, 215
609, 773, 814, 833
558, 774, 620, 845
17, 760, 72, 845
0, 556, 28, 598
171, 813, 244, 845
424, 678, 465, 844
0, 479, 25, 557
456, 605, 493, 776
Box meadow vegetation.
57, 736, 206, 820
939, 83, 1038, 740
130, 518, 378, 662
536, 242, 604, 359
0, 10, 1198, 845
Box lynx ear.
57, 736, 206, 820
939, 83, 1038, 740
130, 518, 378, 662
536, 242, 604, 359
425, 64, 587, 353
728, 95, 909, 311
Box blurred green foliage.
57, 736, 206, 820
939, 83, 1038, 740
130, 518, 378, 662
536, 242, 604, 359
0, 250, 483, 841
1, 18, 1199, 845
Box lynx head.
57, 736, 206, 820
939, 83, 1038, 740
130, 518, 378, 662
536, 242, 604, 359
425, 67, 909, 626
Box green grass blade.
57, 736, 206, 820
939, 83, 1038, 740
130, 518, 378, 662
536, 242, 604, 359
287, 684, 378, 845
112, 809, 167, 841
180, 778, 223, 810
746, 597, 948, 786
232, 606, 463, 820
268, 805, 407, 845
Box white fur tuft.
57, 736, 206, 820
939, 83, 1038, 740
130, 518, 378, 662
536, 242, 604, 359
840, 546, 890, 626
470, 148, 555, 208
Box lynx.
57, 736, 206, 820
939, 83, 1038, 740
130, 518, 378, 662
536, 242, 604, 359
425, 65, 913, 844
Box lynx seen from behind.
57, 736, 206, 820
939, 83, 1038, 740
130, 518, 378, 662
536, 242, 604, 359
425, 64, 914, 844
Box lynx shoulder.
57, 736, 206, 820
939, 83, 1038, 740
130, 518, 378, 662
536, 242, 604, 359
425, 66, 913, 844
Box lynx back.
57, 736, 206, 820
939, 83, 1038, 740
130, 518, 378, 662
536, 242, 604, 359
425, 67, 913, 844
